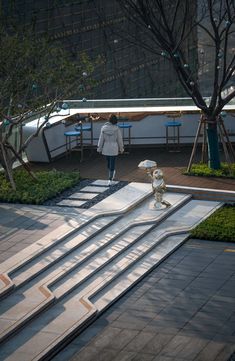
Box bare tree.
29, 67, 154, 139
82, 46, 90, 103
0, 26, 95, 189
118, 0, 235, 170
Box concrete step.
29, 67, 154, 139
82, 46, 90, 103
0, 183, 221, 361
92, 234, 188, 311
11, 215, 119, 288
0, 182, 152, 299
167, 184, 235, 203
0, 192, 190, 344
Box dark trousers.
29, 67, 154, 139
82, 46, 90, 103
106, 156, 116, 179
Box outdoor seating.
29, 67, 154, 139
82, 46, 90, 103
64, 129, 83, 161
75, 117, 93, 149
118, 117, 132, 148
164, 120, 182, 151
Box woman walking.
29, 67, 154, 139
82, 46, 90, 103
97, 114, 124, 185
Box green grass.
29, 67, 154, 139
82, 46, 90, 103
185, 162, 235, 242
0, 169, 80, 205
191, 205, 235, 242
184, 162, 235, 178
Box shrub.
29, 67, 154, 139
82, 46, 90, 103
184, 163, 235, 178
191, 204, 235, 242
0, 169, 80, 205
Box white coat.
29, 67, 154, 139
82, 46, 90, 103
97, 122, 124, 156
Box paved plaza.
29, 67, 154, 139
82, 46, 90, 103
0, 147, 235, 361
66, 239, 235, 361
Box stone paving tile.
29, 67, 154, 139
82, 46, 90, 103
186, 312, 227, 328
141, 333, 174, 355
70, 346, 118, 361
194, 340, 230, 361
214, 344, 235, 361
178, 328, 217, 340
160, 335, 209, 359
213, 334, 235, 344
51, 345, 84, 361
216, 322, 235, 336
88, 326, 122, 349
66, 192, 99, 200
179, 287, 216, 299
98, 329, 139, 351
197, 308, 234, 321
92, 180, 118, 186
110, 310, 157, 331
158, 306, 197, 322
125, 298, 166, 314
58, 239, 235, 361
56, 199, 86, 207
111, 350, 140, 361
123, 330, 156, 352
144, 326, 181, 337
155, 277, 192, 290
81, 185, 109, 193
152, 356, 182, 361
130, 353, 156, 361
143, 287, 181, 300
144, 315, 187, 331
163, 273, 195, 282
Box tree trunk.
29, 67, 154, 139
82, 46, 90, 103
0, 143, 16, 190
206, 120, 221, 170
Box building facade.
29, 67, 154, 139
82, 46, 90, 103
2, 0, 198, 99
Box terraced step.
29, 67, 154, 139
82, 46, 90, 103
167, 184, 235, 203
0, 183, 221, 361
0, 182, 151, 299
0, 192, 189, 344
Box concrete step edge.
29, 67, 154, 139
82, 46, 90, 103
30, 229, 192, 361
51, 194, 192, 299
0, 195, 191, 344
0, 183, 152, 299
167, 184, 235, 202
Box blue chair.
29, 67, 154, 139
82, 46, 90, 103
64, 130, 83, 161
118, 118, 132, 147
164, 120, 182, 151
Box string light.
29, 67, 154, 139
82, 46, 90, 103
225, 20, 231, 27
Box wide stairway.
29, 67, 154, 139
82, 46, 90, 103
0, 182, 222, 361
